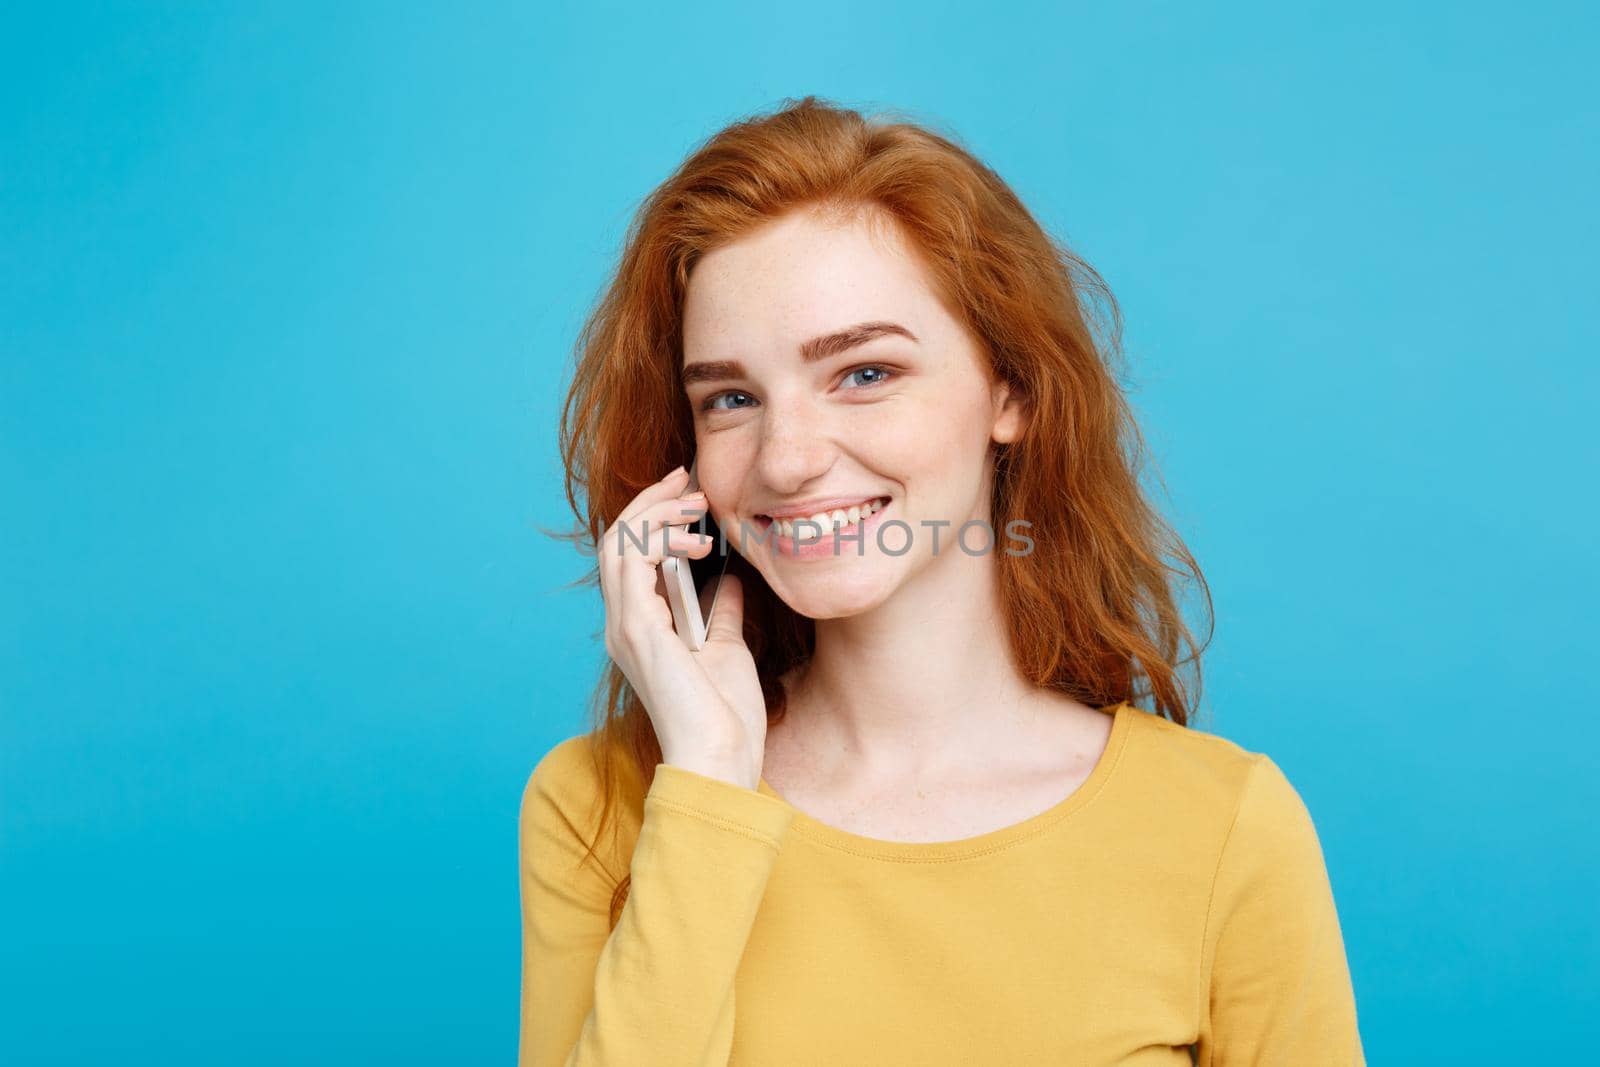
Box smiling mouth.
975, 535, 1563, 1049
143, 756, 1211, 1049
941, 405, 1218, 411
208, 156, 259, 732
755, 496, 893, 538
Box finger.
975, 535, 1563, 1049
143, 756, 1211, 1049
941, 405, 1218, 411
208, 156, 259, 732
702, 571, 745, 645
615, 525, 714, 577
617, 527, 715, 638
636, 491, 710, 533
606, 497, 708, 567
618, 465, 694, 526
607, 495, 706, 570
700, 572, 742, 646
599, 478, 698, 621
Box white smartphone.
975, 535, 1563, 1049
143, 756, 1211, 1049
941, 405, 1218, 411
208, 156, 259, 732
659, 458, 732, 650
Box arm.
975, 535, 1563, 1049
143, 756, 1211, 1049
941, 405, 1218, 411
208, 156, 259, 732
517, 738, 795, 1067
1196, 754, 1366, 1066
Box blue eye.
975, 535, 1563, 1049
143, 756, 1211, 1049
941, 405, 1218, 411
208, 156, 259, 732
842, 365, 893, 388
699, 365, 895, 414
702, 391, 755, 413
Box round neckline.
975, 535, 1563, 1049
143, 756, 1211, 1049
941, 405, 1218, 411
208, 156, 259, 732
756, 700, 1134, 862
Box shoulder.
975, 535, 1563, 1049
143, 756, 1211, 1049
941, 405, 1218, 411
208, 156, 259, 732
1114, 704, 1323, 853
1118, 703, 1263, 807
522, 731, 647, 818
519, 733, 645, 877
522, 733, 602, 803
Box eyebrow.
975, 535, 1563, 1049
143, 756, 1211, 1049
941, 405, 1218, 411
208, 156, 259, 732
681, 320, 919, 387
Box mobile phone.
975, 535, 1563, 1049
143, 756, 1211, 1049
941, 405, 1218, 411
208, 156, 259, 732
659, 458, 732, 650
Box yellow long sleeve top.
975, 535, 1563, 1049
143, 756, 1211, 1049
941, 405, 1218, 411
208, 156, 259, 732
518, 701, 1365, 1065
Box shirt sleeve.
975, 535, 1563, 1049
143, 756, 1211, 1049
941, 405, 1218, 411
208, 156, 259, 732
517, 738, 797, 1067
1196, 753, 1366, 1066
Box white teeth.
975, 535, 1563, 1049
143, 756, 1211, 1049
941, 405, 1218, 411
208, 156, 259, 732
771, 497, 887, 539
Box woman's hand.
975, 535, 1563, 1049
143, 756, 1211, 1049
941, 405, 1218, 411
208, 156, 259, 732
597, 465, 766, 789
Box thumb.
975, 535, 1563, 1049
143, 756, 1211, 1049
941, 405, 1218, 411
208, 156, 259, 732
702, 571, 745, 645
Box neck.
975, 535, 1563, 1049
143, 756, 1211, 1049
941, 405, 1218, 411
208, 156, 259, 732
780, 540, 1051, 784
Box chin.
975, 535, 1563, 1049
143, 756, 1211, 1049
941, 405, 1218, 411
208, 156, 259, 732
770, 567, 898, 620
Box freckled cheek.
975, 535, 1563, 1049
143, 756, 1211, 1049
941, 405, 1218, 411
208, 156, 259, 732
685, 447, 741, 504
859, 427, 924, 476
873, 403, 994, 500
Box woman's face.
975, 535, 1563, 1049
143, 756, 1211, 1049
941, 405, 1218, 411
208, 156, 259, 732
680, 205, 1027, 619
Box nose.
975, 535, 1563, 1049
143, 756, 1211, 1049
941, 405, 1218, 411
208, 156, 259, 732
754, 392, 838, 494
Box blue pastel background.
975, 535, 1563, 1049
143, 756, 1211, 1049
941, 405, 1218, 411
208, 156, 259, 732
4, 2, 1595, 1062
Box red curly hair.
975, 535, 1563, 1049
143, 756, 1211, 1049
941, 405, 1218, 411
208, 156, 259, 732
548, 95, 1213, 926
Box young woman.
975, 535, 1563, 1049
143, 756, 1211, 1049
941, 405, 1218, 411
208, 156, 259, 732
520, 96, 1364, 1065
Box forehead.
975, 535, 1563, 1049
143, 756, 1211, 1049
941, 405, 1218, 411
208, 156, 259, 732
682, 206, 945, 358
